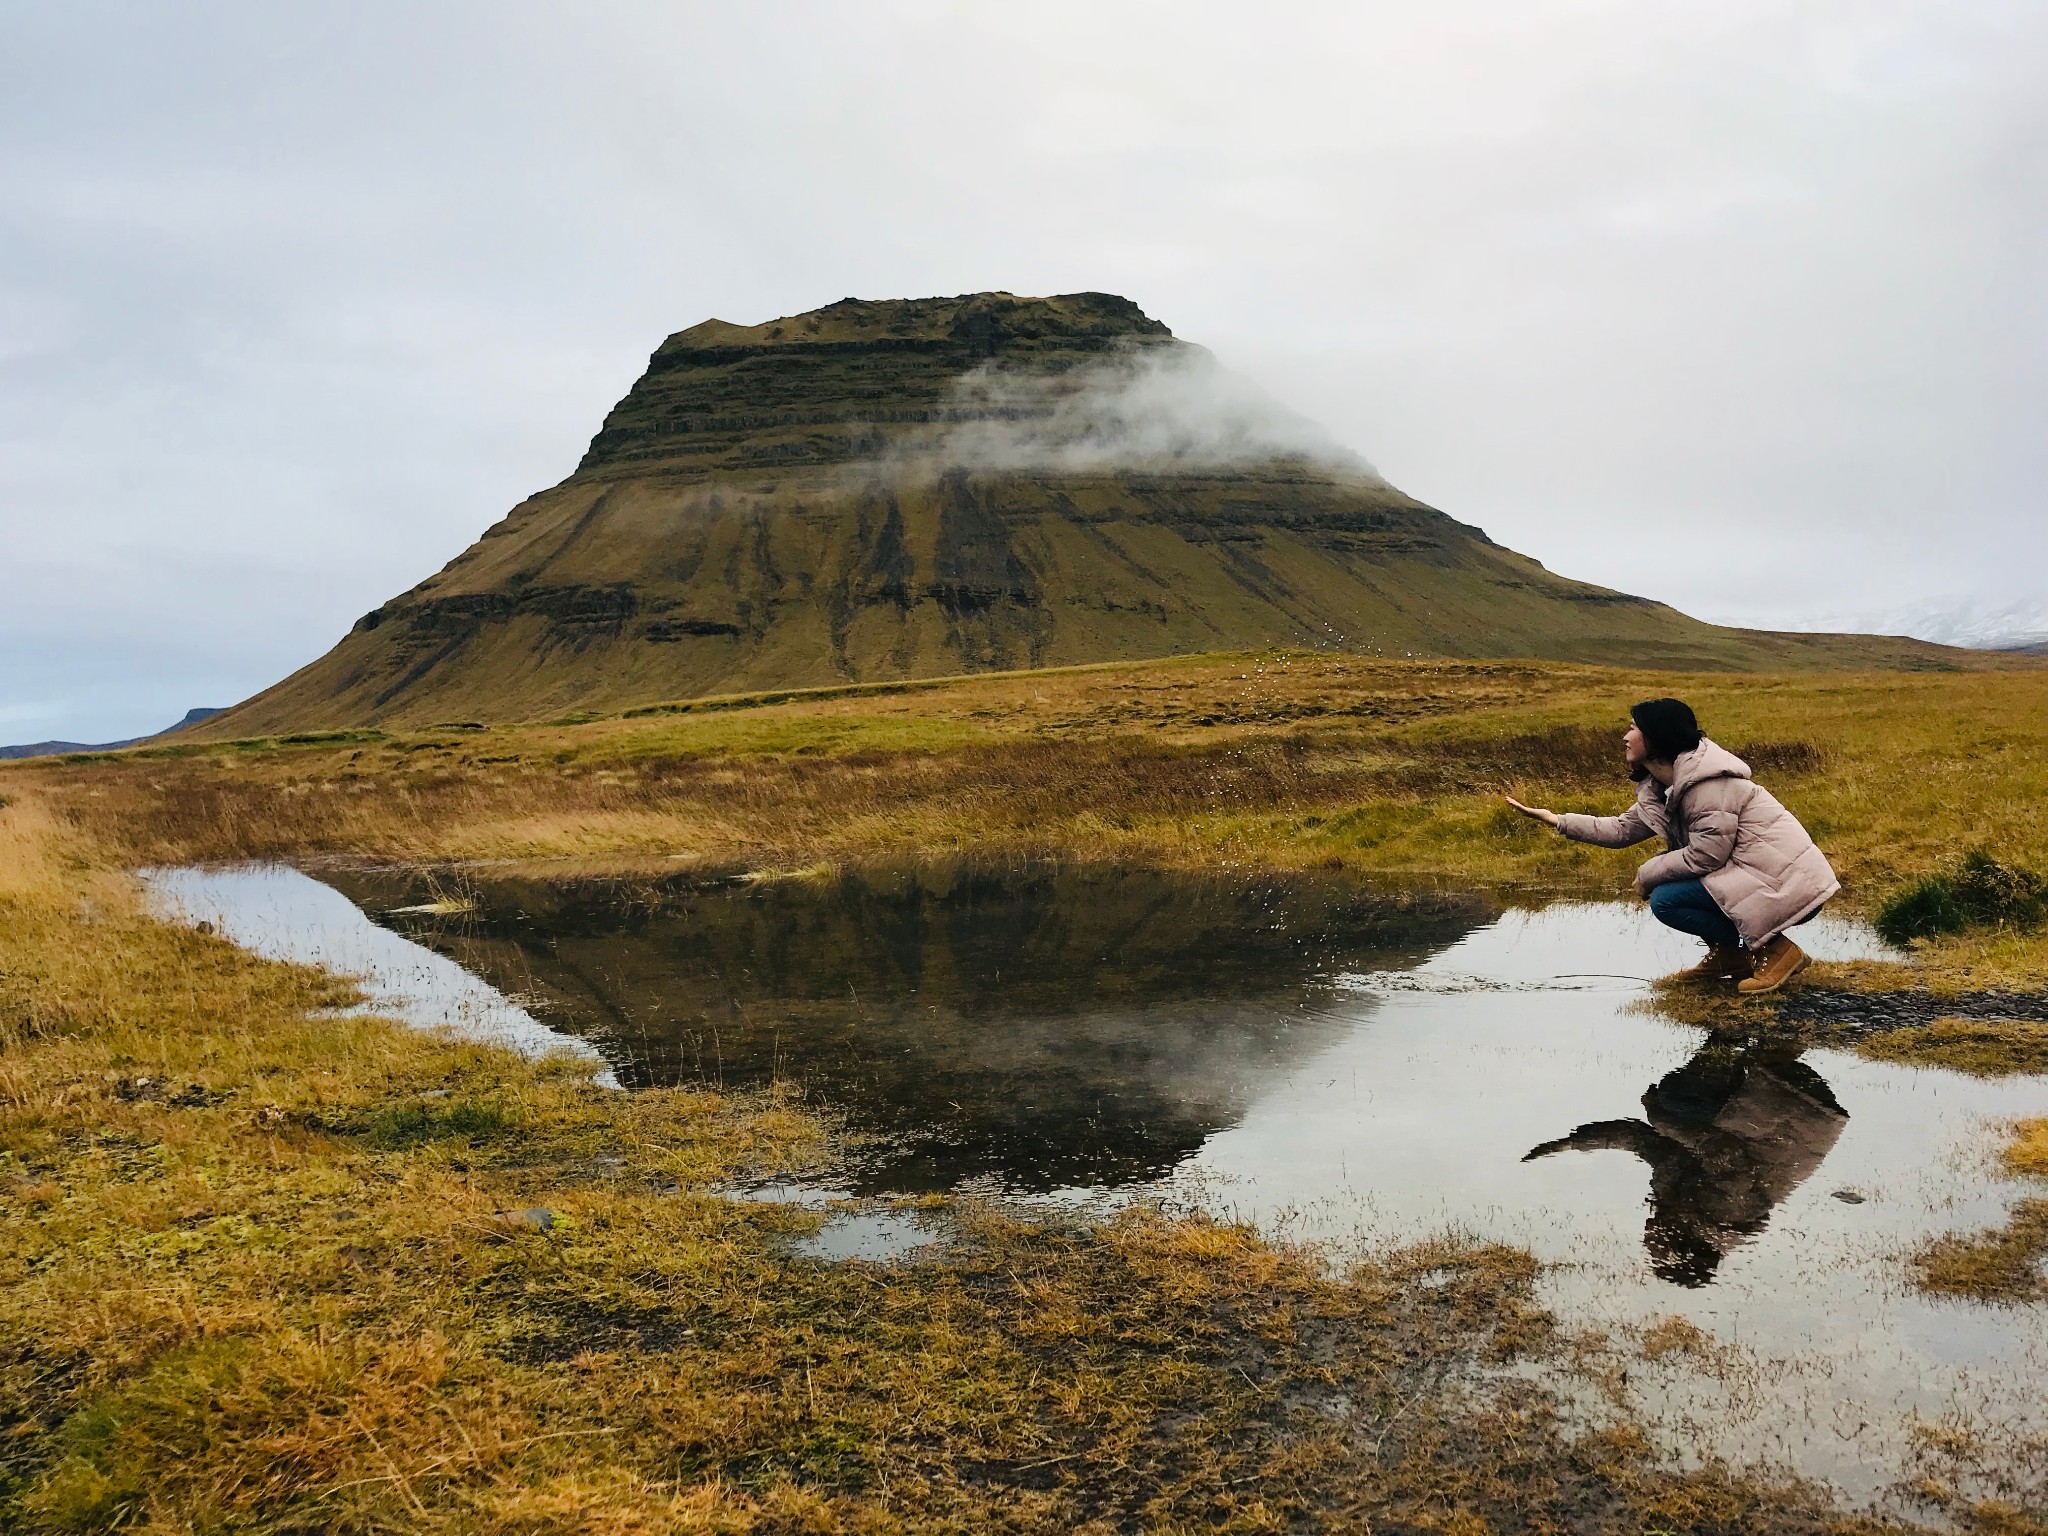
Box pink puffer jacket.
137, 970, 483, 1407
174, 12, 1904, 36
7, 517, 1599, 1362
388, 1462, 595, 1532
1558, 738, 1840, 947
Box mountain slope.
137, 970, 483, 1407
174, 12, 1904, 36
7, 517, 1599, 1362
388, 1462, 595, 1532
205, 292, 1973, 736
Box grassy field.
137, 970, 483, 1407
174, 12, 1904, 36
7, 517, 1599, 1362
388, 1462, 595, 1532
6, 651, 2048, 1531
14, 649, 2048, 987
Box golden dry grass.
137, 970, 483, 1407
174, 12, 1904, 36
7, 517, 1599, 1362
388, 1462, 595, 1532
2006, 1119, 2048, 1181
1857, 1021, 2048, 1077
0, 779, 1920, 1532
1914, 1201, 2048, 1303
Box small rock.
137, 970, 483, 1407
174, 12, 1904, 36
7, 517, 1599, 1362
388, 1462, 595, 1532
1831, 1189, 1867, 1204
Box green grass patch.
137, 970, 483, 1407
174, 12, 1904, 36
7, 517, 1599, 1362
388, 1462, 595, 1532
358, 1096, 517, 1148
1877, 850, 2047, 945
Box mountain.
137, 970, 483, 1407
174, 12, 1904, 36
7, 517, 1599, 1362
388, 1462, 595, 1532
0, 707, 225, 761
201, 292, 1976, 736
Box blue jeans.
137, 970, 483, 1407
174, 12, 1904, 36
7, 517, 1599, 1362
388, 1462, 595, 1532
1648, 879, 1742, 949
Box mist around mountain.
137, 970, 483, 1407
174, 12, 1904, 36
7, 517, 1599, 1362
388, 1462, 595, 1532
192, 292, 1983, 739
0, 707, 224, 761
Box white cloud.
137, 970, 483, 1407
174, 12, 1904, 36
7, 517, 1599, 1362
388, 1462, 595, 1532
901, 345, 1374, 477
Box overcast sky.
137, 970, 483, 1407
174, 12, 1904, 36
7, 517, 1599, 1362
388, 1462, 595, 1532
4, 1, 2044, 742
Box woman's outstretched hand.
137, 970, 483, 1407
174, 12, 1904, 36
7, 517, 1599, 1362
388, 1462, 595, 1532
1505, 796, 1562, 829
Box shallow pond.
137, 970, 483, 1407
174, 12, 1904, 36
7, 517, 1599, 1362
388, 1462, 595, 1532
150, 861, 2048, 1506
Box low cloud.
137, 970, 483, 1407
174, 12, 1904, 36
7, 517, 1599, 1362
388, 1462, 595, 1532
903, 344, 1378, 477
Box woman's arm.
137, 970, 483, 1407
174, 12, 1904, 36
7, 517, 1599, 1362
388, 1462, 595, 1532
1632, 799, 1740, 891
1556, 801, 1659, 848
1507, 794, 1660, 847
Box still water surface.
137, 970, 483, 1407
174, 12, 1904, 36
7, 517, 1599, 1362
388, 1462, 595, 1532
149, 861, 2048, 1503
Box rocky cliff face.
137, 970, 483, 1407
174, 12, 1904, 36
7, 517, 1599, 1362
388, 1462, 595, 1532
206, 292, 1959, 733
575, 291, 1176, 479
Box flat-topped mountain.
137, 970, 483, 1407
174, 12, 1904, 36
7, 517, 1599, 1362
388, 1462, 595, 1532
206, 292, 1965, 734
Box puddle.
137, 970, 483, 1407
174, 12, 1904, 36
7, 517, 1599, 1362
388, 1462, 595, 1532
151, 860, 2048, 1505
792, 1209, 940, 1262
717, 1181, 939, 1261
716, 1180, 855, 1210
321, 861, 1491, 1191
143, 865, 617, 1087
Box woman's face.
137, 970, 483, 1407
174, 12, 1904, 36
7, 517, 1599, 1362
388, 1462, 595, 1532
1624, 723, 1649, 767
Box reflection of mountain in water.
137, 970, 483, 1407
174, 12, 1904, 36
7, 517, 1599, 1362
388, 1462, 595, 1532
320, 864, 1489, 1192
1525, 1041, 1849, 1286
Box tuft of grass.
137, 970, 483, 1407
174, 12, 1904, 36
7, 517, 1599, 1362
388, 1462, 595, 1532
1878, 850, 2047, 946
358, 1096, 517, 1148
2004, 1119, 2048, 1181
1912, 1120, 2048, 1304
1857, 1020, 2048, 1077
1639, 1314, 1715, 1360
1737, 739, 1830, 776
1913, 1201, 2048, 1302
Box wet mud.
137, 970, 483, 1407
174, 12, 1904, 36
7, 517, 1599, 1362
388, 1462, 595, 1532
1777, 985, 2048, 1037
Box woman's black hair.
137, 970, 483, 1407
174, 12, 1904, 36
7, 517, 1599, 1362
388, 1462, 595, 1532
1631, 698, 1702, 764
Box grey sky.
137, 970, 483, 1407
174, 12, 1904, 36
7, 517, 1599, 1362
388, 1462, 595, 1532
4, 1, 2044, 741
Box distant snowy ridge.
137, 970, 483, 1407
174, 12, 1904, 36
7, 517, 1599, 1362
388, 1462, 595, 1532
1794, 597, 2048, 652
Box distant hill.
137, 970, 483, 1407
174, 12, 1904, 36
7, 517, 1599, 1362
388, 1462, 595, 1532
0, 707, 225, 761
198, 291, 1984, 737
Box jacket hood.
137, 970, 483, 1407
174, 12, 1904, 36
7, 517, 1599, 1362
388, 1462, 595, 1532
1667, 737, 1752, 800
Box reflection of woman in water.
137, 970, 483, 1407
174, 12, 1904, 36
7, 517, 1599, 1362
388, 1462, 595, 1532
1506, 698, 1839, 993
1524, 1041, 1848, 1286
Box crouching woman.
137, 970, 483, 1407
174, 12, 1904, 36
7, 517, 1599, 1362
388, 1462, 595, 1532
1507, 698, 1839, 993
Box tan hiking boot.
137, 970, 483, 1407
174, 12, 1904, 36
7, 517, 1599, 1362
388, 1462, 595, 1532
1673, 945, 1752, 982
1737, 935, 1811, 995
